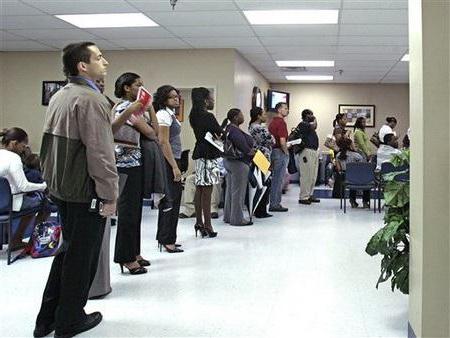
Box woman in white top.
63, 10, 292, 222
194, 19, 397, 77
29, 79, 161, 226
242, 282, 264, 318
0, 127, 47, 247
154, 85, 184, 253
379, 117, 397, 144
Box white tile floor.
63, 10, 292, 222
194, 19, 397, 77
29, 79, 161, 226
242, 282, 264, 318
0, 186, 408, 337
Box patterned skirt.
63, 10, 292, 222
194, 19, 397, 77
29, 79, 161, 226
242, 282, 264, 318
195, 158, 221, 186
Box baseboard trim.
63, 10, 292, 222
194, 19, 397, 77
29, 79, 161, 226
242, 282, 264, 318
408, 322, 417, 338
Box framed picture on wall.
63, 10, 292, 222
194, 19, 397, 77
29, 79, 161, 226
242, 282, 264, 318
42, 81, 67, 106
338, 104, 375, 127
175, 97, 184, 122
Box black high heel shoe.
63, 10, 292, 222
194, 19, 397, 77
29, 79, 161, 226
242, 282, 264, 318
204, 228, 218, 238
194, 224, 207, 238
158, 243, 184, 253
137, 258, 151, 267
119, 263, 147, 275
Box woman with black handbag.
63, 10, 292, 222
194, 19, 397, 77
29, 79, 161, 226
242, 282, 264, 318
223, 109, 255, 226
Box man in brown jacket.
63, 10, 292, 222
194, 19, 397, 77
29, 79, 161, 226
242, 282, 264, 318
34, 42, 118, 338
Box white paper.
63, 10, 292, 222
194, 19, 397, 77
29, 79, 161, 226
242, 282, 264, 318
205, 132, 224, 152
287, 138, 302, 146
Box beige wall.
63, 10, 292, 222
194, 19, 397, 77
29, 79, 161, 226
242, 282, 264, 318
0, 48, 236, 150
0, 52, 4, 128
271, 83, 409, 151
409, 0, 450, 337
233, 51, 270, 128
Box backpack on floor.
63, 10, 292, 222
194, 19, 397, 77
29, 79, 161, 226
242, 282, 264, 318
29, 221, 62, 258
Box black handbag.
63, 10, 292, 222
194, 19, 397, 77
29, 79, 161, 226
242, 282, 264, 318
287, 149, 298, 174
288, 123, 306, 154
223, 131, 243, 160
113, 123, 140, 146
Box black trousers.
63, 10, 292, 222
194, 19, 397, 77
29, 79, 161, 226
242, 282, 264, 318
36, 197, 105, 332
254, 182, 271, 217
156, 159, 182, 245
114, 166, 144, 263
350, 189, 370, 203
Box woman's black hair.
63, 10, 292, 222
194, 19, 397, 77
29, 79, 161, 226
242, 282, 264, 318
0, 127, 28, 146
227, 108, 241, 124
152, 85, 179, 111
386, 117, 397, 124
114, 72, 140, 99
301, 109, 313, 120
333, 113, 345, 127
249, 107, 263, 127
354, 117, 365, 131
336, 137, 352, 161
189, 87, 211, 127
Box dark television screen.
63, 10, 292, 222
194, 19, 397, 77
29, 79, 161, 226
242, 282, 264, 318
267, 89, 290, 111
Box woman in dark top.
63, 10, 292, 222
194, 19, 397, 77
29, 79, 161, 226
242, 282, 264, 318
223, 108, 255, 226
248, 107, 274, 218
189, 87, 223, 238
333, 113, 350, 144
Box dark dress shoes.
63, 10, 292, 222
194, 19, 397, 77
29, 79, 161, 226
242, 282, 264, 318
33, 323, 55, 337
54, 312, 102, 338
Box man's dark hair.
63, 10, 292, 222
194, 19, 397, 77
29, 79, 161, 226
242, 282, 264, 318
301, 109, 313, 120
386, 117, 397, 124
274, 102, 287, 112
384, 133, 395, 145
62, 42, 96, 77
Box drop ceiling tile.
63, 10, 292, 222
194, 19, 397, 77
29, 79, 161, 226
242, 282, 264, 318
0, 30, 28, 40
1, 0, 45, 15
112, 38, 191, 49
270, 52, 336, 60
236, 45, 268, 54
381, 79, 408, 83
253, 25, 339, 37
338, 46, 407, 54
4, 15, 74, 29
266, 45, 337, 54
336, 53, 401, 61
235, 0, 341, 10
147, 11, 248, 26
343, 0, 408, 10
341, 9, 408, 24
335, 60, 395, 69
340, 24, 408, 36
169, 25, 254, 38
86, 27, 174, 39
128, 0, 237, 12
339, 35, 408, 46
21, 0, 136, 15
184, 37, 261, 48
40, 39, 123, 50
260, 36, 337, 46
7, 28, 99, 40
0, 40, 56, 51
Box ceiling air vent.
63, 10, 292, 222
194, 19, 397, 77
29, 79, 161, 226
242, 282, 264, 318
280, 66, 307, 72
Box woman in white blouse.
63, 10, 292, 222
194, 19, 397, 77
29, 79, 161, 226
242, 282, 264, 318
379, 117, 397, 144
0, 127, 47, 247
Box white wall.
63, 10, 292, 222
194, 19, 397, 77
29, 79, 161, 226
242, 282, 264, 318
271, 83, 409, 151
233, 51, 270, 129
0, 49, 236, 150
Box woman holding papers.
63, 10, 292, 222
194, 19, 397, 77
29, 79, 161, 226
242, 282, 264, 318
189, 87, 223, 238
112, 72, 155, 275
249, 107, 274, 218
223, 108, 255, 226
154, 85, 184, 253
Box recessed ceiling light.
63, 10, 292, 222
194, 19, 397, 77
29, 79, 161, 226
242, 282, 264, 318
276, 60, 335, 67
286, 75, 334, 81
55, 13, 158, 28
401, 53, 409, 62
243, 10, 339, 25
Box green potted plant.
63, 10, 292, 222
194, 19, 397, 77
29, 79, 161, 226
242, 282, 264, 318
366, 150, 410, 294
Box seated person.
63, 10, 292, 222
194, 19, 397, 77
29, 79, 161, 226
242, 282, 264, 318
335, 138, 370, 209
376, 133, 402, 170
179, 173, 221, 219
0, 128, 47, 249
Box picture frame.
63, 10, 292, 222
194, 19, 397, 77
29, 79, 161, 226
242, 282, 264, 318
338, 104, 375, 127
42, 81, 67, 106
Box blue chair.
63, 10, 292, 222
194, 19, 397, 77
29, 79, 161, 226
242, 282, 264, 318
341, 162, 377, 213
0, 177, 45, 264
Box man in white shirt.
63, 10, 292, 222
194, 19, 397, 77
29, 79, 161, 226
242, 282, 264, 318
378, 117, 398, 144
377, 133, 402, 170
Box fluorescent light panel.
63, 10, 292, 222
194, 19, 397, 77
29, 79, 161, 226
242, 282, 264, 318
401, 53, 409, 61
276, 60, 335, 67
55, 13, 158, 28
244, 10, 339, 25
286, 75, 334, 81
